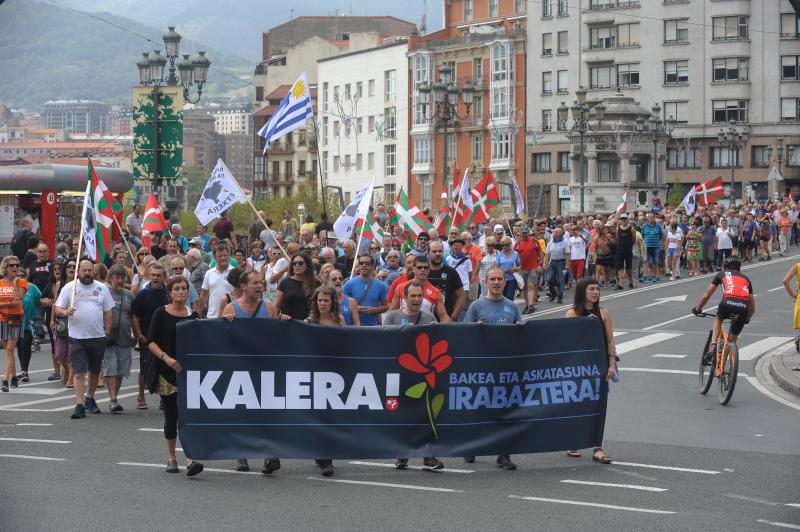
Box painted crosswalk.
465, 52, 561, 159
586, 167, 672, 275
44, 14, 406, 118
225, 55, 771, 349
737, 337, 793, 361
615, 333, 682, 355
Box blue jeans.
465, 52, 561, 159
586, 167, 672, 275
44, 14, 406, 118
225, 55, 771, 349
503, 278, 517, 301
547, 259, 566, 300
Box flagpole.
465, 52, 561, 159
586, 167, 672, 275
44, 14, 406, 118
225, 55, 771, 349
111, 217, 142, 276
350, 186, 375, 279
70, 180, 90, 309
220, 159, 291, 262
310, 114, 329, 218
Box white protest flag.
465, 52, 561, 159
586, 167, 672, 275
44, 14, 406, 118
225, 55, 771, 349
458, 169, 474, 210
333, 178, 375, 241
81, 180, 98, 260
512, 179, 525, 216
681, 186, 697, 216
194, 159, 245, 226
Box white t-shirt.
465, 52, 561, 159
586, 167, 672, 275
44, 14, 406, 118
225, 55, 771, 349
568, 235, 587, 260
445, 254, 473, 289
201, 265, 234, 318
55, 280, 115, 339
666, 228, 683, 249
716, 228, 733, 250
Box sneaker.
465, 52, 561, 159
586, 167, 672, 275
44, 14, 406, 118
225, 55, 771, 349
628, 282, 634, 289
186, 462, 204, 476
639, 276, 647, 283
557, 298, 563, 304
463, 456, 476, 463
47, 372, 61, 381
166, 460, 179, 473
598, 280, 605, 288
423, 457, 444, 470
496, 454, 517, 470
675, 274, 681, 279
319, 460, 334, 477
615, 285, 623, 290
262, 458, 281, 475
395, 458, 409, 470
10, 377, 18, 388
18, 372, 29, 383
71, 404, 86, 419
109, 400, 123, 413
1, 381, 8, 392
234, 459, 250, 472
670, 275, 675, 281
84, 397, 101, 414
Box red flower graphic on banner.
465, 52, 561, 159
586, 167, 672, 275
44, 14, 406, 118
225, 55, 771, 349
397, 333, 453, 439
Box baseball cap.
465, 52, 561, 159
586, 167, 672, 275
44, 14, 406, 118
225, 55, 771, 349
493, 224, 504, 232
189, 236, 203, 245
520, 225, 530, 233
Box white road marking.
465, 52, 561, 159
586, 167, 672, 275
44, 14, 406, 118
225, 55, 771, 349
786, 504, 800, 508
347, 460, 474, 474
0, 437, 70, 444
722, 493, 779, 506
51, 392, 141, 411
117, 462, 263, 475
615, 333, 682, 354
756, 519, 800, 530
306, 477, 463, 493
559, 479, 667, 492
738, 337, 793, 361
612, 461, 720, 475
635, 295, 687, 310
613, 331, 630, 337
620, 367, 697, 375
0, 454, 65, 461
743, 376, 800, 413
138, 428, 161, 432
768, 286, 786, 292
16, 423, 52, 426
3, 388, 64, 396
0, 384, 139, 409
652, 354, 687, 359
508, 495, 675, 515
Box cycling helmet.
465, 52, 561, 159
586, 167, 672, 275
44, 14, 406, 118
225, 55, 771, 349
723, 255, 742, 271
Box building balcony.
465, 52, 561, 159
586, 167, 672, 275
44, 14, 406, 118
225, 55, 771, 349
585, 0, 640, 12
268, 142, 294, 154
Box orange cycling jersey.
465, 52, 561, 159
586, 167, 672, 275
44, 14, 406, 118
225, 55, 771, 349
712, 270, 752, 301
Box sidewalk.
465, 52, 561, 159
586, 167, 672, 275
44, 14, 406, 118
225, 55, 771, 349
767, 340, 800, 399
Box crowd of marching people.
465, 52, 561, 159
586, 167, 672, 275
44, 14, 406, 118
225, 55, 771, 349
1, 194, 797, 477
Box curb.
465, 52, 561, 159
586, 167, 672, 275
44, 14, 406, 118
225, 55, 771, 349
766, 340, 800, 399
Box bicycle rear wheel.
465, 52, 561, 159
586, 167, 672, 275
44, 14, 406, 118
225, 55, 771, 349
717, 341, 738, 405
698, 330, 714, 395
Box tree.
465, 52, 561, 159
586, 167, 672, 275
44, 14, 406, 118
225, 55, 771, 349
666, 178, 685, 207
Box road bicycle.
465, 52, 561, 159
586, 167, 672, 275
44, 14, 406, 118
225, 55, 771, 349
696, 311, 738, 405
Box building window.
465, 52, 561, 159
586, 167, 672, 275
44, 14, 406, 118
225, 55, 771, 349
591, 26, 615, 49
533, 153, 551, 172
368, 115, 375, 132
664, 19, 688, 43
357, 117, 363, 134
663, 101, 688, 123
368, 152, 375, 170
557, 31, 568, 53
493, 43, 508, 81
322, 82, 329, 112
710, 147, 741, 168
713, 57, 748, 82
333, 120, 339, 138
368, 79, 375, 97
558, 151, 571, 171
590, 0, 640, 8
322, 152, 328, 175
557, 70, 568, 92
712, 99, 748, 123
414, 137, 432, 164
516, 0, 525, 13
464, 0, 473, 21
356, 153, 363, 170
299, 160, 306, 176
590, 66, 615, 89
664, 60, 688, 84
384, 70, 396, 102
782, 98, 800, 121
542, 109, 553, 131
356, 81, 363, 99
617, 23, 640, 47
543, 0, 552, 17
473, 95, 483, 123
345, 83, 351, 101
712, 15, 749, 41
751, 146, 769, 168
789, 146, 800, 166
490, 0, 499, 17
422, 182, 432, 210
617, 63, 639, 87
492, 90, 509, 118
385, 145, 396, 176
542, 33, 552, 55
782, 55, 800, 80
782, 13, 800, 37
333, 156, 339, 171
384, 184, 396, 204
597, 158, 619, 182
322, 117, 329, 146
542, 71, 553, 94
473, 57, 483, 82
558, 0, 568, 16
384, 107, 397, 138
667, 147, 701, 169
472, 135, 483, 160
447, 136, 456, 162
591, 23, 639, 49
272, 161, 280, 181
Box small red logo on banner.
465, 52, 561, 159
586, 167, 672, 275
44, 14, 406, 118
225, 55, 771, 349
385, 397, 398, 411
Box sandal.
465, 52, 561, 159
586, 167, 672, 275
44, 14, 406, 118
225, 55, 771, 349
566, 450, 581, 458
592, 448, 612, 464
136, 398, 148, 410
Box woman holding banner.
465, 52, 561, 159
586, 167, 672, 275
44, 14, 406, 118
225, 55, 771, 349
275, 252, 318, 320
145, 276, 204, 476
564, 277, 617, 464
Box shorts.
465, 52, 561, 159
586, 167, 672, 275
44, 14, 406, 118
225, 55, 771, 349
68, 337, 107, 374
717, 298, 749, 336
54, 335, 70, 364
616, 250, 633, 270
519, 269, 540, 287
645, 247, 660, 264
667, 247, 679, 257
0, 320, 22, 341
103, 346, 132, 378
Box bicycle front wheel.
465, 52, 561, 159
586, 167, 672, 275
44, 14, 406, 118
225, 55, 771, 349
717, 342, 738, 405
698, 330, 714, 395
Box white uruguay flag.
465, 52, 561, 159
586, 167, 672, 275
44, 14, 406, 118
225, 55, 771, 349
333, 178, 375, 242
194, 159, 245, 226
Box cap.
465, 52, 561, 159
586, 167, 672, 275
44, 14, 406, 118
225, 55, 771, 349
619, 213, 628, 219
493, 224, 504, 232
189, 236, 203, 245
520, 225, 530, 233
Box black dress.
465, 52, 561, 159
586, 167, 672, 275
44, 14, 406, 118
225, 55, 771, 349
145, 306, 197, 394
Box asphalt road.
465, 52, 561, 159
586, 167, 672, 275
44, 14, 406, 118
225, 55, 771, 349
1, 251, 799, 531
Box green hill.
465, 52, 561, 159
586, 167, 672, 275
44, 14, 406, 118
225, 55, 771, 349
0, 0, 253, 109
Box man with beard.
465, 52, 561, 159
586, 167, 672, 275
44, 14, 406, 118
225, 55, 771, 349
54, 260, 115, 419
131, 263, 168, 410
427, 240, 465, 321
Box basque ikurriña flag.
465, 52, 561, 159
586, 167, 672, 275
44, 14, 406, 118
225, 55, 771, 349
81, 159, 122, 262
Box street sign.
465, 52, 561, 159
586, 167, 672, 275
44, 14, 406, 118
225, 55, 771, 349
636, 294, 687, 310
767, 166, 784, 181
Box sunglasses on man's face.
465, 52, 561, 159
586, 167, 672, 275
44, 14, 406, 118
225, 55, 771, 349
358, 261, 372, 266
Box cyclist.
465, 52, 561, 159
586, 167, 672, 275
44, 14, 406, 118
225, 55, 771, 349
692, 255, 755, 362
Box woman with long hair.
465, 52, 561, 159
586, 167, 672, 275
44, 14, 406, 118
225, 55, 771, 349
0, 255, 27, 392
496, 236, 520, 301
44, 260, 62, 382
217, 267, 244, 316
326, 269, 360, 326
564, 277, 618, 463
275, 252, 319, 320
145, 276, 203, 476
52, 260, 75, 387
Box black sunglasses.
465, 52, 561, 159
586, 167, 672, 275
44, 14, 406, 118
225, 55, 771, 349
292, 261, 306, 266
